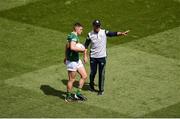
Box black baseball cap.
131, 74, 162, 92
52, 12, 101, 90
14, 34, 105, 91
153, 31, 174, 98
92, 19, 101, 27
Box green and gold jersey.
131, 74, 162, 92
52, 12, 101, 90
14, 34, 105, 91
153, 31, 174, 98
66, 32, 79, 61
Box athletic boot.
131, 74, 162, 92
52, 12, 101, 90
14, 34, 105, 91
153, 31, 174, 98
75, 93, 87, 101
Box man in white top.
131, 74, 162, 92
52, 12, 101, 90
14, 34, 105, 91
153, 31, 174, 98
84, 19, 129, 95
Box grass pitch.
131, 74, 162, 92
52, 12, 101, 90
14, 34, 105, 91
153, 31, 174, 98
0, 0, 180, 117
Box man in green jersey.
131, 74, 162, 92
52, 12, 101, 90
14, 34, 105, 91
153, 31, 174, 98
64, 23, 87, 102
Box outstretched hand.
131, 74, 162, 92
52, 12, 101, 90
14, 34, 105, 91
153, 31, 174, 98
117, 30, 130, 36
122, 30, 130, 36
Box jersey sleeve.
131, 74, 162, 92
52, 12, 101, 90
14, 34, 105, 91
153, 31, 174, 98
84, 34, 91, 49
67, 34, 77, 42
105, 30, 118, 37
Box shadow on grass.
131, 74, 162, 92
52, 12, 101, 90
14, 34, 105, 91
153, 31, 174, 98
40, 78, 96, 100
40, 85, 66, 100
143, 102, 180, 117
61, 79, 90, 91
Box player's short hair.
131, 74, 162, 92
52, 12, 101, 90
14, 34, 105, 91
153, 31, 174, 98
73, 22, 83, 29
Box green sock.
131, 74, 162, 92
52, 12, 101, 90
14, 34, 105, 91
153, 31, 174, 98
67, 92, 71, 97
76, 88, 82, 95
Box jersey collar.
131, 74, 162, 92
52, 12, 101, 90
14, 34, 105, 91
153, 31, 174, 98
72, 32, 78, 36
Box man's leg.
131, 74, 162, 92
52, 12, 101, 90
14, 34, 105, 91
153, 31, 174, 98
65, 71, 76, 102
89, 58, 98, 90
98, 58, 106, 95
75, 65, 88, 101
77, 66, 87, 90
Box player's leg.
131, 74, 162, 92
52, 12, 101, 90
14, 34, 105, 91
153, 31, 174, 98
65, 71, 77, 102
97, 57, 106, 95
67, 71, 76, 93
77, 66, 87, 90
65, 61, 77, 102
89, 58, 98, 91
75, 62, 88, 101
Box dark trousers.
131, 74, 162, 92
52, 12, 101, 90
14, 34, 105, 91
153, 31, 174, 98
90, 57, 106, 92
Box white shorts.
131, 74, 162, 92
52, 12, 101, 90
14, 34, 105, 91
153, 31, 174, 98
66, 59, 84, 72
